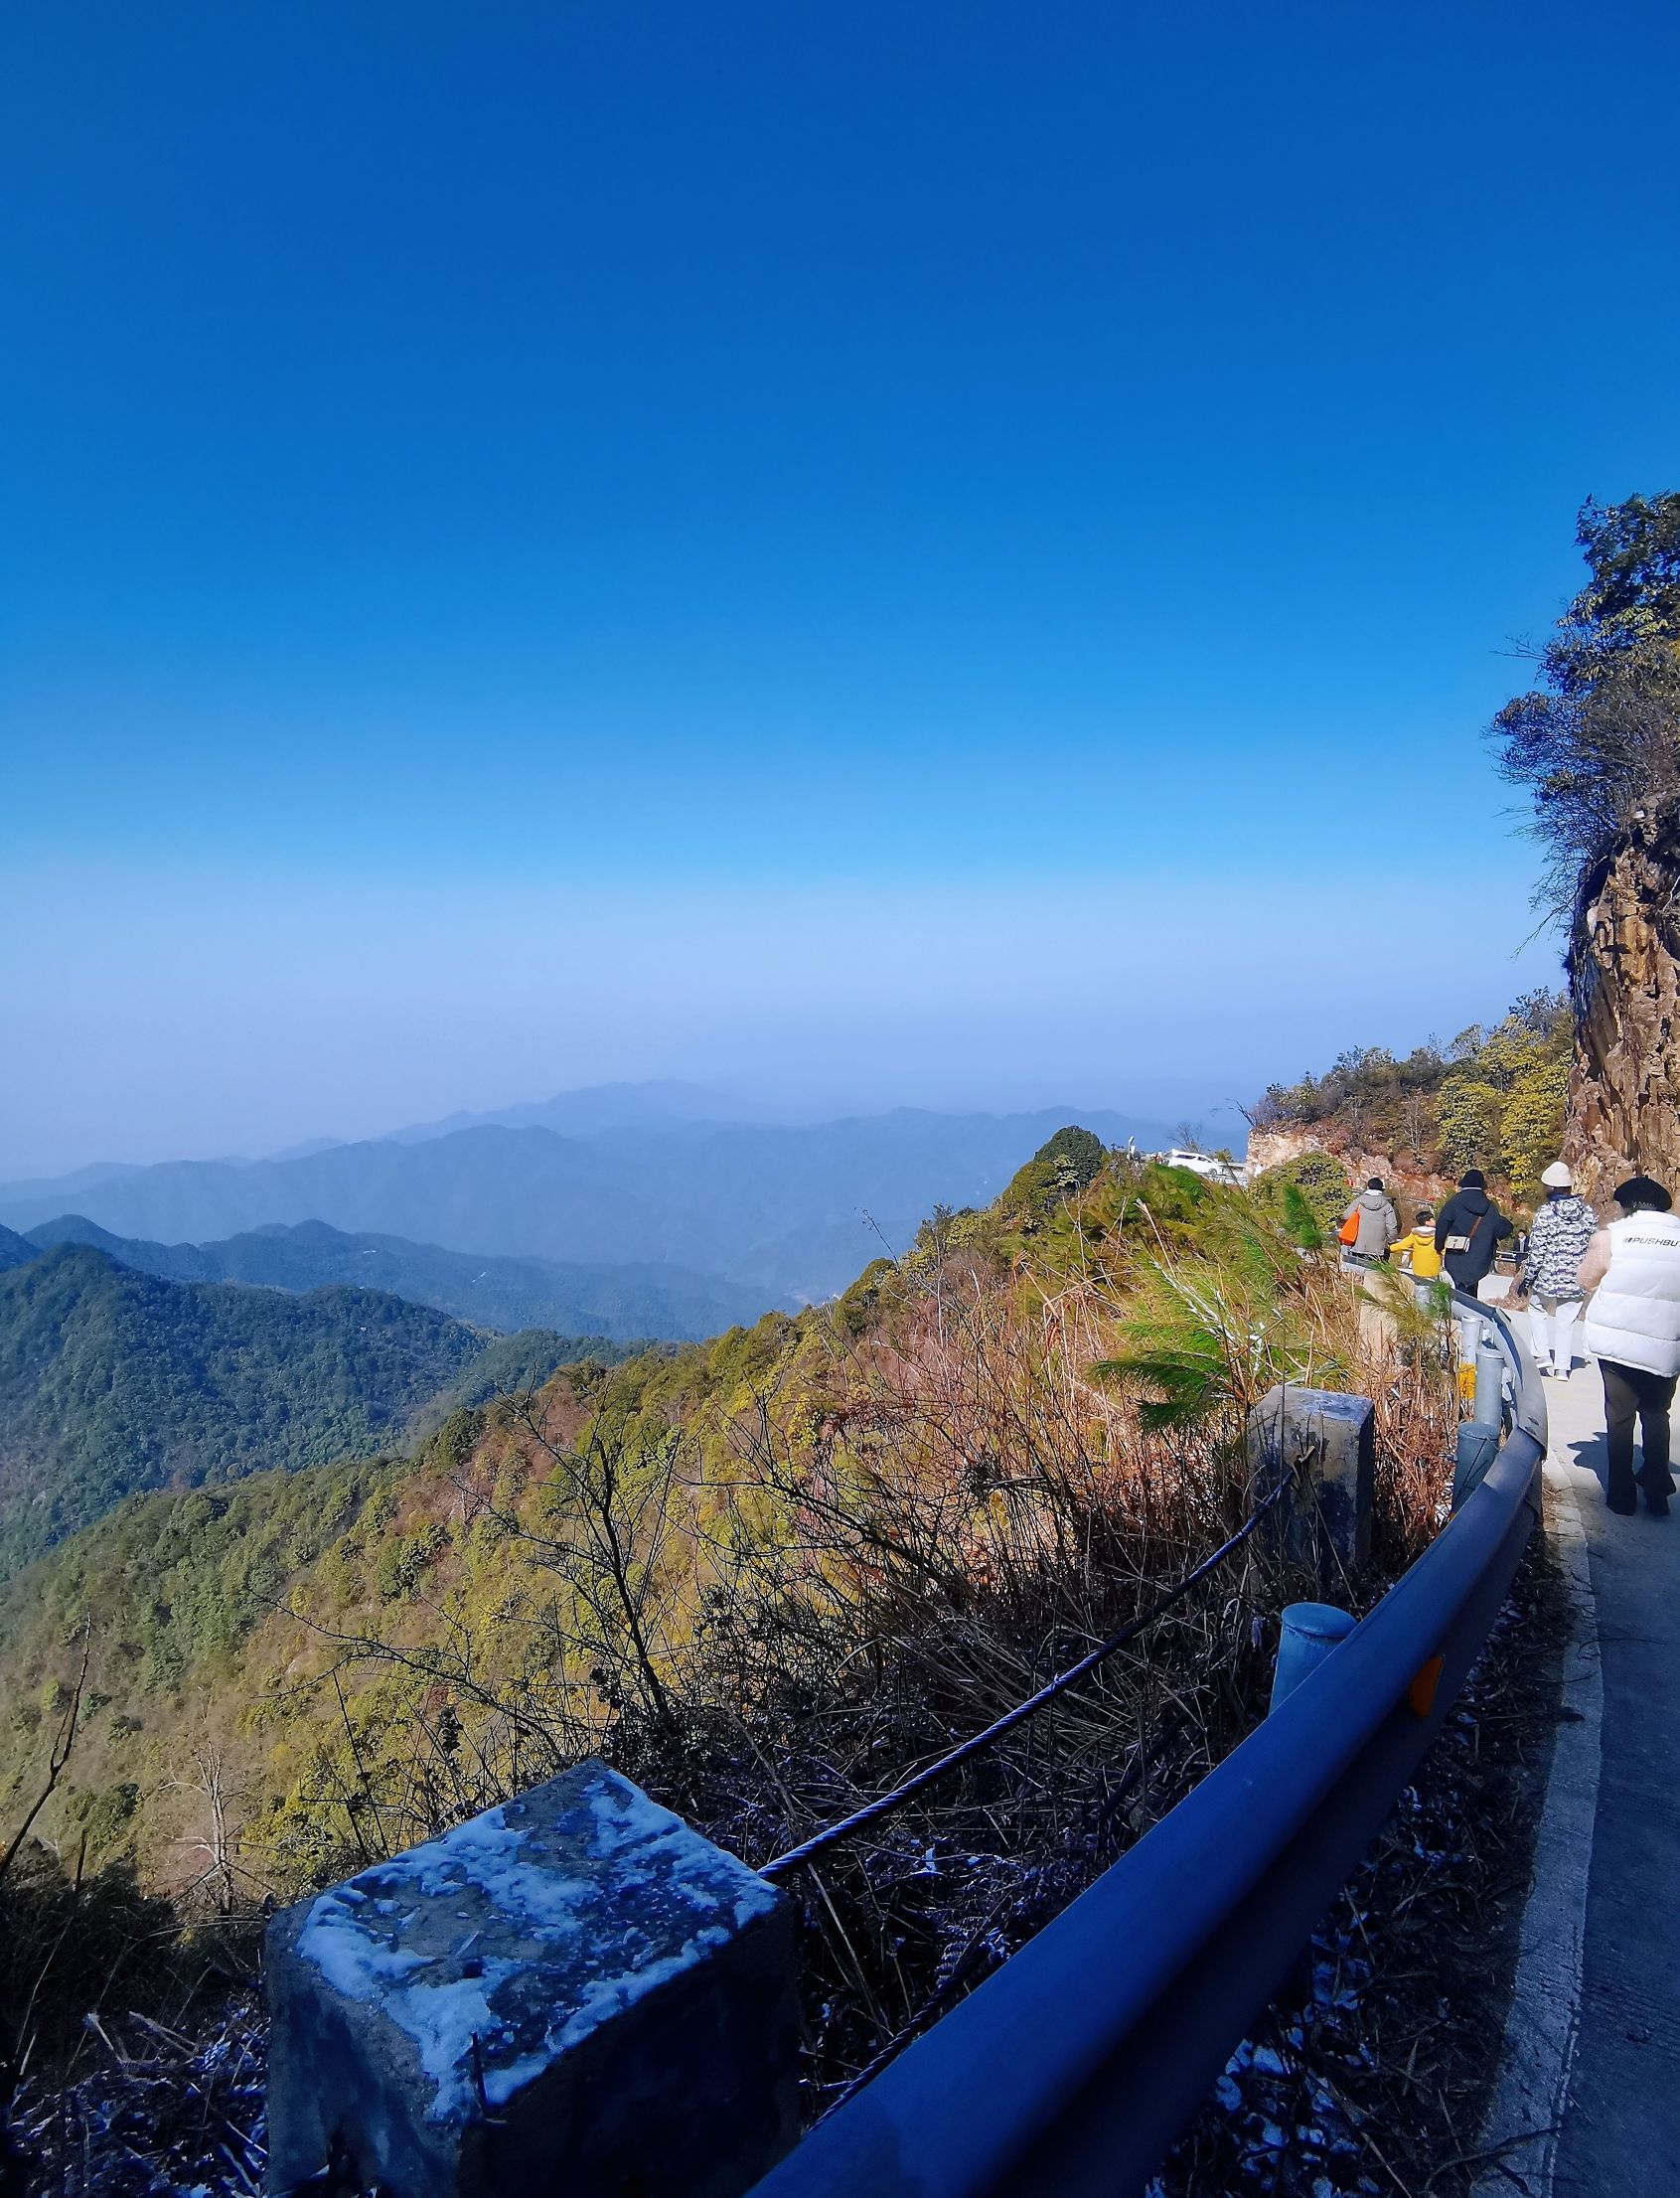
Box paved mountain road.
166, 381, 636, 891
1487, 1324, 1680, 2198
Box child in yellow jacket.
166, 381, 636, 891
1389, 1207, 1444, 1278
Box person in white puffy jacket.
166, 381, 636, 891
1580, 1176, 1680, 1516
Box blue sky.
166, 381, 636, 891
4, 0, 1678, 1174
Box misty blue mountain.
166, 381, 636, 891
0, 1104, 1182, 1304
0, 1224, 39, 1273
381, 1077, 783, 1144
23, 1215, 770, 1344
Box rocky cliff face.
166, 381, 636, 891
1245, 1125, 1452, 1208
1565, 798, 1680, 1204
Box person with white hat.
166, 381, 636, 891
1513, 1161, 1597, 1377
1580, 1176, 1680, 1515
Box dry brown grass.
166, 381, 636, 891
606, 1245, 1464, 2114
3, 1218, 1466, 2144
243, 1232, 1463, 2120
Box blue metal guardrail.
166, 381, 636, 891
747, 1289, 1547, 2198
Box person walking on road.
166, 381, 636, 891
1515, 1161, 1597, 1378
1389, 1206, 1443, 1277
1581, 1175, 1680, 1517
1340, 1178, 1398, 1266
1388, 1205, 1444, 1309
1433, 1170, 1513, 1300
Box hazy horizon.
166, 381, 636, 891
5, 1, 1660, 1183
2, 853, 1565, 1179
0, 962, 1553, 1186
0, 853, 1567, 1178
0, 1077, 1242, 1187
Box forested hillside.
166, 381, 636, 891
0, 1134, 1448, 1931
0, 1125, 1463, 2143
1250, 992, 1571, 1204
25, 1216, 772, 1342
0, 1225, 37, 1272
0, 1246, 615, 1575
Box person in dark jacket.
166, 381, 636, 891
1433, 1170, 1514, 1299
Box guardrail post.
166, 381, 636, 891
1249, 1384, 1374, 1591
265, 1761, 800, 2198
1473, 1337, 1506, 1426
1269, 1601, 1357, 1709
1452, 1420, 1501, 1508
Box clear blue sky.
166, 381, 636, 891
4, 0, 1678, 1174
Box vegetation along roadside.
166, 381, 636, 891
3, 1132, 1470, 2177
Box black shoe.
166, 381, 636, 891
1607, 1492, 1639, 1516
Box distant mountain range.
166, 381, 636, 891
0, 1242, 625, 1577
0, 1105, 1175, 1303
19, 1216, 772, 1343
381, 1077, 778, 1145
0, 1094, 1202, 1572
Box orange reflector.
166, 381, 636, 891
1407, 1654, 1446, 1719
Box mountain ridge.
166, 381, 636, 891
22, 1215, 775, 1342
381, 1077, 770, 1145
0, 1107, 1177, 1301
0, 1242, 625, 1576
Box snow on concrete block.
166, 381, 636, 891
265, 1761, 799, 2198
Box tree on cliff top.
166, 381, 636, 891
1491, 491, 1680, 919
1253, 995, 1570, 1194
999, 1125, 1109, 1223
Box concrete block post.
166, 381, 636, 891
1248, 1383, 1375, 1592
265, 1762, 800, 2198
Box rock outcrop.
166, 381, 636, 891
1565, 798, 1680, 1204
1246, 1124, 1452, 1209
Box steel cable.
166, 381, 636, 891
758, 1471, 1293, 1880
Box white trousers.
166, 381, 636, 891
1528, 1299, 1581, 1371
1453, 1279, 1486, 1367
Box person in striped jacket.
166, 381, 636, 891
1514, 1161, 1597, 1379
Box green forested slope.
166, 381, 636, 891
0, 1244, 608, 1574
1254, 992, 1572, 1194
0, 1224, 37, 1272
23, 1215, 771, 1342
0, 1141, 1419, 1906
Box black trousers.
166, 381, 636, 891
1601, 1359, 1678, 1513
